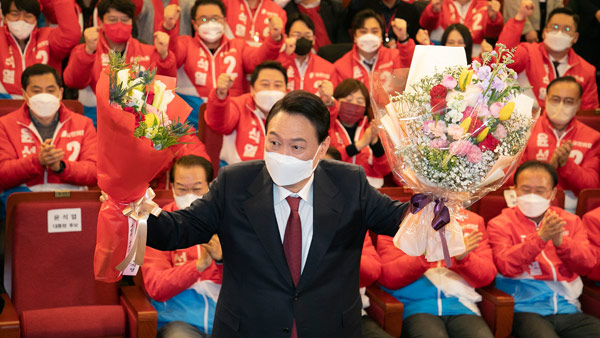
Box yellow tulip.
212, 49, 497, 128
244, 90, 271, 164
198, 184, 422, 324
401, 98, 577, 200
458, 68, 473, 91
144, 113, 158, 126
152, 80, 167, 110
499, 102, 515, 121
476, 127, 489, 143
460, 116, 471, 133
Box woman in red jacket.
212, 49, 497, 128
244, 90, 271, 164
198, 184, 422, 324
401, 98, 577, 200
330, 79, 391, 188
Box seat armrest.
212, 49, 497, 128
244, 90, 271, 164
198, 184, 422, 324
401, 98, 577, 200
477, 285, 514, 338
0, 293, 20, 338
120, 285, 157, 338
581, 277, 600, 319
365, 284, 403, 337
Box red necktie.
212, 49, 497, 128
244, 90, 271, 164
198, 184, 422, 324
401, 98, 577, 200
284, 196, 302, 338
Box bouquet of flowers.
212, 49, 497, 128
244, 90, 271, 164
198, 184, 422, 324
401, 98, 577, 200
94, 52, 193, 282
372, 45, 535, 265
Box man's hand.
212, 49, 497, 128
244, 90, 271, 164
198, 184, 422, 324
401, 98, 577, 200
154, 31, 170, 60
84, 27, 99, 55
38, 139, 64, 171
596, 10, 600, 23
216, 73, 234, 100
391, 18, 408, 42
487, 0, 501, 21
202, 235, 223, 261
416, 29, 431, 45
455, 231, 483, 260
538, 210, 566, 242
284, 36, 297, 55
269, 16, 284, 41
549, 141, 572, 168
525, 29, 539, 43
431, 0, 443, 13
196, 244, 213, 272
163, 4, 180, 31
515, 0, 535, 21
318, 80, 334, 107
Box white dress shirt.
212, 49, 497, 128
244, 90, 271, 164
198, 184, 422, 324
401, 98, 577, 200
273, 175, 315, 273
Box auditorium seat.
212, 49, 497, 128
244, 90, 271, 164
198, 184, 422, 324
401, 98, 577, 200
577, 109, 600, 132
575, 188, 600, 217
470, 187, 565, 225
0, 191, 157, 338
0, 99, 84, 118
198, 103, 222, 178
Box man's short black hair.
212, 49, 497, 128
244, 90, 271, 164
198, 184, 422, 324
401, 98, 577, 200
285, 13, 315, 36
98, 0, 136, 20
514, 160, 558, 188
191, 0, 226, 20
266, 90, 330, 143
21, 63, 62, 90
170, 155, 214, 183
326, 146, 342, 161
250, 60, 288, 87
351, 9, 384, 35
546, 76, 583, 99
1, 0, 41, 20
547, 7, 579, 31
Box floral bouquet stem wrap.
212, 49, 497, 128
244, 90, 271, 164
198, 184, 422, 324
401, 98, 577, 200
94, 53, 192, 282
372, 45, 536, 265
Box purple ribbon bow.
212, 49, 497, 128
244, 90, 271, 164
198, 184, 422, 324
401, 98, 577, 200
409, 194, 453, 267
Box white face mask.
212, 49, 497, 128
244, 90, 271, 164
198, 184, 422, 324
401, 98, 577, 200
265, 144, 322, 186
7, 20, 36, 40
198, 21, 224, 43
27, 93, 61, 118
517, 193, 551, 218
173, 193, 202, 210
544, 31, 573, 52
356, 33, 381, 54
546, 102, 577, 126
254, 90, 285, 113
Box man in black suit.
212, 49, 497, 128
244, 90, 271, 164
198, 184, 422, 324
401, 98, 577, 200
147, 90, 407, 337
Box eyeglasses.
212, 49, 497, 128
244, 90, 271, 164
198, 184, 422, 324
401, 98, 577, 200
196, 16, 224, 23
7, 10, 36, 21
547, 95, 579, 107
289, 32, 314, 39
547, 23, 575, 35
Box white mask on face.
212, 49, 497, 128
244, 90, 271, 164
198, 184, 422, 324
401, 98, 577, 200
7, 20, 35, 40
173, 193, 202, 210
356, 33, 381, 54
27, 93, 61, 118
198, 21, 224, 43
517, 193, 551, 218
544, 31, 573, 52
546, 102, 577, 126
254, 90, 285, 113
265, 144, 322, 186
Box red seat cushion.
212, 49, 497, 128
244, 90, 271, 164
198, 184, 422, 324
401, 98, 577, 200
21, 305, 126, 338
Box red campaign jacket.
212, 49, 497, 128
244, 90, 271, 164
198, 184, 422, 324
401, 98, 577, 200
223, 0, 287, 44
419, 0, 503, 44
0, 0, 80, 97
143, 201, 223, 302
333, 42, 414, 92
360, 234, 381, 288
330, 116, 391, 181
163, 26, 282, 99
205, 88, 338, 165
519, 113, 600, 195
277, 52, 336, 93
582, 207, 600, 281
497, 18, 598, 110
377, 210, 496, 290
150, 129, 211, 190
63, 33, 177, 103
0, 103, 97, 190
488, 206, 596, 281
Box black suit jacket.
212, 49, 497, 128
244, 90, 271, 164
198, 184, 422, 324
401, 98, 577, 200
147, 160, 406, 338
284, 0, 352, 44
